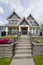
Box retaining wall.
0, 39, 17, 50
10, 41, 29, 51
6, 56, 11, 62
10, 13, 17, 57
0, 43, 14, 58
32, 42, 43, 56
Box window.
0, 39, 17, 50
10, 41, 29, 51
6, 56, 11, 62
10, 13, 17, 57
9, 20, 19, 25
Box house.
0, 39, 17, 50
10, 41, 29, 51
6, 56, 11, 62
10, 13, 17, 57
6, 11, 40, 36
40, 27, 43, 36
0, 26, 6, 36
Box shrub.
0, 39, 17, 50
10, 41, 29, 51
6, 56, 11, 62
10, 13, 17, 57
0, 38, 11, 44
36, 40, 43, 43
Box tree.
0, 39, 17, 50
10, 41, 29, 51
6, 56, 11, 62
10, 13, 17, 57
41, 24, 43, 26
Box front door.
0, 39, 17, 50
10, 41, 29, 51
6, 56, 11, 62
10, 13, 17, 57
21, 27, 28, 35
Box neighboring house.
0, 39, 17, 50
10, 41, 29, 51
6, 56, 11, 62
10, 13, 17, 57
0, 26, 6, 36
5, 11, 40, 36
40, 27, 43, 36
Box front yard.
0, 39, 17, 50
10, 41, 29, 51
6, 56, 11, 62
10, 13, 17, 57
0, 58, 12, 65
34, 56, 43, 65
36, 40, 43, 44
0, 35, 18, 39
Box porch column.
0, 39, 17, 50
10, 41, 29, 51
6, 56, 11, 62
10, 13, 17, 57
19, 26, 21, 32
28, 26, 29, 35
28, 26, 29, 32
35, 28, 36, 34
6, 27, 8, 35
32, 28, 33, 33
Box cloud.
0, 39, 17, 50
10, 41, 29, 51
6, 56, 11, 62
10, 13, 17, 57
22, 0, 43, 24
0, 0, 43, 24
0, 21, 4, 25
0, 0, 24, 16
0, 7, 4, 14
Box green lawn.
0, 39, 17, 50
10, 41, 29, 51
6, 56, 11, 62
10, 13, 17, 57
32, 36, 43, 38
0, 58, 12, 65
0, 35, 18, 39
36, 40, 43, 44
34, 56, 43, 65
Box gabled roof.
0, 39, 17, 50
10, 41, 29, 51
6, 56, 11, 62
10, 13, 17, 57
27, 14, 35, 20
17, 17, 32, 26
7, 11, 21, 20
27, 14, 39, 26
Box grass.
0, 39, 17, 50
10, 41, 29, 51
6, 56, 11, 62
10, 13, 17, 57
0, 35, 18, 39
32, 36, 43, 38
33, 56, 43, 65
0, 58, 12, 65
36, 40, 43, 44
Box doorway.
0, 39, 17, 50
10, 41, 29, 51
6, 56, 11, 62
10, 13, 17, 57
21, 27, 28, 35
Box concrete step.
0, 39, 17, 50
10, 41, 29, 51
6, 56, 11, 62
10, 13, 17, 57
16, 43, 31, 45
20, 39, 30, 41
16, 46, 31, 49
20, 37, 30, 40
21, 36, 30, 38
16, 45, 31, 47
15, 49, 32, 54
16, 44, 31, 47
19, 39, 30, 40
18, 40, 30, 42
20, 39, 30, 40
17, 41, 30, 44
16, 42, 31, 44
16, 46, 31, 48
15, 47, 31, 50
15, 48, 32, 50
13, 54, 32, 59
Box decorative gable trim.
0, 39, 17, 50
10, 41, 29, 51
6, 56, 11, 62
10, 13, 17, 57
27, 14, 35, 20
7, 11, 21, 20
17, 17, 32, 26
27, 14, 39, 26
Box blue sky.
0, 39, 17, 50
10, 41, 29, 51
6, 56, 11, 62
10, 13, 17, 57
0, 0, 43, 25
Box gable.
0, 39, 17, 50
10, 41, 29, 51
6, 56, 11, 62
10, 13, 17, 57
29, 20, 39, 26
19, 18, 29, 25
27, 14, 39, 26
7, 12, 21, 20
27, 14, 35, 20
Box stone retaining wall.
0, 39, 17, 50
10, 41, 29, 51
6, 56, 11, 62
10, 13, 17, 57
31, 37, 43, 42
32, 42, 43, 56
0, 43, 14, 58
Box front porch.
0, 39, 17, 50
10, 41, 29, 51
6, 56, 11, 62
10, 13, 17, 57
5, 25, 40, 36
6, 25, 30, 35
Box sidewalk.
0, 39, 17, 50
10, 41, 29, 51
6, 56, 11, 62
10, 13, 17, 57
10, 58, 35, 65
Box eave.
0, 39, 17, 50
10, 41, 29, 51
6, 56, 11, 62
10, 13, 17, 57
7, 11, 21, 20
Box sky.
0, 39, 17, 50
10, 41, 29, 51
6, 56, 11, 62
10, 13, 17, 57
0, 0, 43, 25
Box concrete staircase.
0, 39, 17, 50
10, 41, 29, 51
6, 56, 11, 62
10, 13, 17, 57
14, 35, 32, 59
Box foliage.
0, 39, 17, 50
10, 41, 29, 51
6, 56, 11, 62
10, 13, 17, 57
0, 58, 12, 65
0, 35, 18, 39
41, 24, 43, 26
34, 56, 43, 65
0, 38, 11, 44
32, 36, 43, 38
36, 40, 43, 43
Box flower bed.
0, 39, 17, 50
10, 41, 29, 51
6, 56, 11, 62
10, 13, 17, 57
0, 38, 15, 58
0, 38, 11, 44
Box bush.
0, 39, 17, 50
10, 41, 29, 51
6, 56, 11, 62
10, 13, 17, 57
0, 38, 12, 44
36, 40, 43, 43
